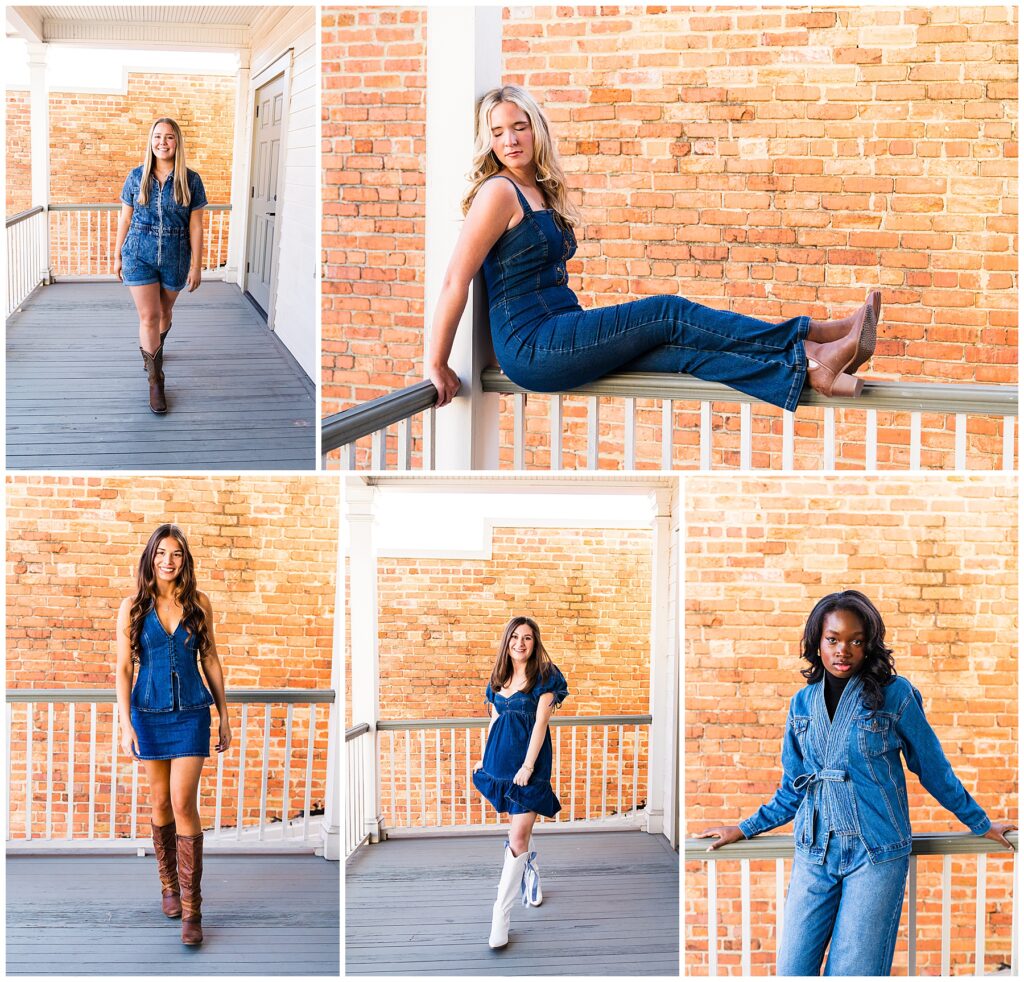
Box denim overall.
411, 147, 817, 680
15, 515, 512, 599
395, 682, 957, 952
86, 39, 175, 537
119, 167, 207, 291
479, 174, 811, 411
740, 675, 991, 975
130, 606, 213, 760
472, 666, 568, 818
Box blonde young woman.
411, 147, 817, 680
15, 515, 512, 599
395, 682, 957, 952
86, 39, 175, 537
115, 524, 231, 946
114, 118, 207, 414
472, 616, 568, 949
427, 85, 880, 413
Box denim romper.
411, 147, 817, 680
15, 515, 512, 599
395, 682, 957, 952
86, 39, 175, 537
130, 606, 214, 760
119, 167, 207, 292
739, 674, 991, 976
472, 666, 568, 818
480, 174, 811, 411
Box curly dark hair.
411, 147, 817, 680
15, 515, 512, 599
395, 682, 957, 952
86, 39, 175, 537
128, 524, 211, 664
800, 590, 896, 711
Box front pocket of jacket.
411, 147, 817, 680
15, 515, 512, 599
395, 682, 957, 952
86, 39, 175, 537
856, 716, 897, 757
790, 715, 811, 755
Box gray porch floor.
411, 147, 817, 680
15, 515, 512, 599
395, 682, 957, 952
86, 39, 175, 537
346, 830, 679, 976
6, 854, 339, 975
6, 281, 316, 469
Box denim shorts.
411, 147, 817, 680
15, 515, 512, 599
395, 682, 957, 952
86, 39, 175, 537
121, 222, 191, 292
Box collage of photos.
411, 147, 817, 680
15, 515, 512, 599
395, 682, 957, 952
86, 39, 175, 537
3, 2, 1018, 979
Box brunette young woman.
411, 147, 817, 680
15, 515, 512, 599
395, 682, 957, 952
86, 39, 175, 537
472, 616, 568, 949
115, 524, 231, 945
114, 118, 207, 414
699, 591, 1016, 976
427, 85, 880, 414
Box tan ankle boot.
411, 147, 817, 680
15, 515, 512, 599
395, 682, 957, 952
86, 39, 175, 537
806, 291, 880, 374
152, 821, 181, 918
177, 831, 204, 945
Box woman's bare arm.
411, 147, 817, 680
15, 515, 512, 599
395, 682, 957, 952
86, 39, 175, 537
187, 208, 204, 292
113, 204, 133, 281
115, 598, 138, 757
426, 179, 520, 407
513, 692, 556, 786
197, 592, 232, 752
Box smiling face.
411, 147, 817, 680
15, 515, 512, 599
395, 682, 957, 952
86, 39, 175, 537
819, 608, 867, 679
489, 101, 535, 171
152, 535, 185, 586
150, 122, 177, 164
507, 623, 536, 665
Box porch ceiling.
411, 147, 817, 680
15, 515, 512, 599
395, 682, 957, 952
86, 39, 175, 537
7, 5, 288, 49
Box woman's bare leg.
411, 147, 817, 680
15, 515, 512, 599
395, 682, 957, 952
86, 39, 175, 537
141, 759, 173, 824
169, 756, 206, 835
508, 811, 537, 856
158, 286, 179, 338
128, 283, 164, 353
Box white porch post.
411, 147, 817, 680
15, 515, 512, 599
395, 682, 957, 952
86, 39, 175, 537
645, 487, 677, 839
320, 489, 346, 861
346, 479, 383, 843
226, 50, 251, 284
27, 41, 51, 280
425, 6, 501, 470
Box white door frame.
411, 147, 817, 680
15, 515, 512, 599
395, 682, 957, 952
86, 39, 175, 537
241, 49, 293, 331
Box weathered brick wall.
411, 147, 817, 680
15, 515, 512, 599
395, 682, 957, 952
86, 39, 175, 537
371, 525, 653, 826
323, 6, 1017, 470
6, 475, 338, 839
6, 72, 235, 272
685, 474, 1017, 975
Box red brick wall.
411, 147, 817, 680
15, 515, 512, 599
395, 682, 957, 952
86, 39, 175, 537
366, 524, 653, 826
685, 474, 1018, 975
6, 475, 338, 840
6, 72, 235, 273
323, 6, 1018, 470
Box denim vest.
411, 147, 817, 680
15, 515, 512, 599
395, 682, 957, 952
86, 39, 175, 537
739, 675, 991, 864
131, 607, 214, 713
479, 176, 581, 371
120, 167, 207, 263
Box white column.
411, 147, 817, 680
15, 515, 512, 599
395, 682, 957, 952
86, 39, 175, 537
346, 478, 382, 843
27, 42, 51, 280
226, 50, 251, 284
320, 475, 346, 860
425, 6, 502, 470
645, 486, 677, 838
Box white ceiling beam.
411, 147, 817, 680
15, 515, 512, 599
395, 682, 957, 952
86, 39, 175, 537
7, 7, 45, 43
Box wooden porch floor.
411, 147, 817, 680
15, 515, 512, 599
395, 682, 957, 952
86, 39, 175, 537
6, 854, 339, 975
346, 830, 679, 976
6, 281, 316, 469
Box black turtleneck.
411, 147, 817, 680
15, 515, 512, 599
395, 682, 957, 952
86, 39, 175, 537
824, 672, 852, 721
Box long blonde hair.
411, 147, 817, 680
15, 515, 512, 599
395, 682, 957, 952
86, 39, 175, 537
461, 86, 580, 228
138, 118, 191, 207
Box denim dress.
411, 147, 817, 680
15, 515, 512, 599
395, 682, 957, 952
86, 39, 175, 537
740, 674, 991, 975
479, 174, 810, 411
119, 167, 207, 291
472, 666, 568, 817
130, 607, 214, 760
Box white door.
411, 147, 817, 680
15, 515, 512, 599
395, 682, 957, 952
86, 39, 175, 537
246, 74, 285, 316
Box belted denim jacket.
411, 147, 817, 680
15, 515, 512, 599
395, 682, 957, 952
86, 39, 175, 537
739, 675, 991, 864
131, 607, 214, 713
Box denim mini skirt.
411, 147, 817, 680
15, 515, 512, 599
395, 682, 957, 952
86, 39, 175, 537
131, 702, 211, 760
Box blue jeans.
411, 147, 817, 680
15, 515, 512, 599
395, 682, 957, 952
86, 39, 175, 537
778, 834, 908, 976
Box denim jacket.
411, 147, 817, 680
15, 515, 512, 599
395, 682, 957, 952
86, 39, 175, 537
131, 607, 214, 713
739, 675, 991, 864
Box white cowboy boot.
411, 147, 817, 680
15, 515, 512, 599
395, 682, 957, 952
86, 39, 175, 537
488, 840, 529, 949
523, 835, 542, 907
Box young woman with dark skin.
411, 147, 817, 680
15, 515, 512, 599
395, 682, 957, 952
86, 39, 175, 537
115, 524, 231, 946
698, 591, 1015, 976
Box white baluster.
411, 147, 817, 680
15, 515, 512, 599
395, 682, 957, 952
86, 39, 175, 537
26, 704, 34, 840
700, 402, 712, 471
601, 725, 609, 817
741, 857, 751, 975
866, 408, 877, 471
571, 726, 577, 820
585, 727, 592, 821
955, 413, 967, 470
783, 410, 795, 471
109, 704, 117, 839
47, 704, 55, 840
910, 411, 922, 470
282, 704, 294, 839
941, 853, 952, 975
214, 728, 224, 837
632, 724, 639, 817
554, 726, 562, 823
776, 857, 785, 959
514, 393, 525, 470
303, 704, 317, 842
707, 859, 718, 976
908, 855, 917, 976
975, 852, 987, 973
236, 703, 249, 840
587, 396, 600, 470
405, 730, 412, 827
624, 397, 636, 470
258, 703, 271, 840
435, 728, 442, 827
397, 417, 411, 471
449, 728, 456, 827
68, 703, 75, 839
550, 394, 563, 470
88, 703, 97, 840
662, 400, 674, 470
616, 724, 624, 815
419, 730, 426, 827
423, 406, 436, 471
824, 407, 836, 470
740, 402, 752, 470
1002, 416, 1015, 471
463, 729, 470, 824
371, 429, 386, 471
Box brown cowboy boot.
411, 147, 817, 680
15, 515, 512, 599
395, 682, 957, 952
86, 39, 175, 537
805, 291, 881, 374
140, 342, 167, 414
177, 831, 204, 945
152, 820, 182, 917
142, 321, 171, 372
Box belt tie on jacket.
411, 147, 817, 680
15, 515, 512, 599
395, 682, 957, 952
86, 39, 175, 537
794, 769, 848, 840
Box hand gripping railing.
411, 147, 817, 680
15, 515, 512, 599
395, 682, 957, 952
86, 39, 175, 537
7, 687, 334, 852
685, 831, 1018, 976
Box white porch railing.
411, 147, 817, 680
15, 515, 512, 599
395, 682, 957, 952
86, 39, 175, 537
346, 722, 372, 858
48, 203, 231, 279
353, 714, 651, 841
685, 832, 1018, 976
7, 688, 334, 853
323, 374, 1017, 471
6, 206, 48, 317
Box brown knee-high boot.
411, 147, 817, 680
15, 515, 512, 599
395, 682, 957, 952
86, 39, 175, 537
152, 820, 182, 917
140, 341, 167, 414
177, 831, 204, 945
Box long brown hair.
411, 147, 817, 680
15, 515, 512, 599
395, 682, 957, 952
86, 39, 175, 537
489, 616, 553, 695
138, 118, 191, 207
128, 524, 210, 663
